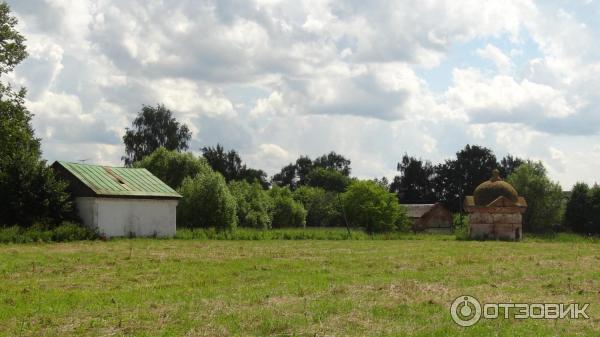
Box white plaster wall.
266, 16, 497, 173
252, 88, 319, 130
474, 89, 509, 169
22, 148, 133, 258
75, 197, 98, 231
75, 197, 177, 238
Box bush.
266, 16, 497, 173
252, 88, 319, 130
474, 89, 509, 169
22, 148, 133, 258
177, 171, 237, 230
134, 147, 211, 189
342, 180, 407, 233
453, 213, 469, 240
507, 162, 563, 232
229, 180, 273, 229
269, 186, 307, 228
293, 186, 343, 227
52, 222, 96, 241
0, 222, 96, 243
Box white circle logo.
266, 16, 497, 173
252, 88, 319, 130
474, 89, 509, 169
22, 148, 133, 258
451, 295, 482, 327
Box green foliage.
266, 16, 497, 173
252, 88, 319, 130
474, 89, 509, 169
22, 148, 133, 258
134, 147, 211, 189
586, 185, 600, 234
268, 186, 307, 228
177, 171, 237, 230
452, 213, 469, 240
342, 180, 407, 233
390, 154, 436, 203
507, 161, 564, 232
229, 180, 273, 229
122, 104, 192, 166
563, 182, 590, 233
305, 167, 352, 192
0, 8, 74, 228
0, 222, 96, 243
293, 186, 343, 227
0, 3, 27, 75
174, 227, 453, 240
201, 144, 269, 188
313, 151, 351, 176
272, 152, 351, 189
434, 144, 499, 212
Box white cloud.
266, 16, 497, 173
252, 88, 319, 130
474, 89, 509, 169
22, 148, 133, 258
476, 44, 513, 73
6, 0, 600, 189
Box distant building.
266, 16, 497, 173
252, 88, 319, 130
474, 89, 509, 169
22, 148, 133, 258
402, 203, 453, 232
464, 169, 527, 241
52, 161, 181, 238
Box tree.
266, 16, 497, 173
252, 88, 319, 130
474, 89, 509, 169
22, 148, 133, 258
313, 152, 351, 176
0, 3, 27, 75
269, 186, 307, 228
507, 161, 563, 232
305, 167, 352, 193
0, 3, 74, 228
134, 147, 211, 189
499, 155, 525, 178
229, 180, 273, 229
201, 144, 268, 188
390, 154, 436, 204
177, 171, 237, 230
434, 145, 499, 212
272, 163, 297, 188
122, 104, 191, 166
563, 182, 590, 233
342, 180, 408, 233
293, 186, 342, 227
587, 185, 600, 234
272, 152, 352, 189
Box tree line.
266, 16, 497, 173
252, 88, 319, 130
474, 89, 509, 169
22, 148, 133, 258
0, 2, 596, 235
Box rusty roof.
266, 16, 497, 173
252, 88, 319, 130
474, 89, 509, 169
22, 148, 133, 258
54, 161, 181, 199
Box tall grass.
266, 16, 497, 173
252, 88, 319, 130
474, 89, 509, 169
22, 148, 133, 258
0, 222, 97, 243
174, 227, 455, 241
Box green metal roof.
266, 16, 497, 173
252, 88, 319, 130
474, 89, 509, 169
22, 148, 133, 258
56, 161, 181, 199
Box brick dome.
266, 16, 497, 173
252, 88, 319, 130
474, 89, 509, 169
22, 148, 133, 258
473, 169, 518, 206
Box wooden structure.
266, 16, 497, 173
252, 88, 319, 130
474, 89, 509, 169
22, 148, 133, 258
52, 161, 181, 238
402, 203, 453, 233
464, 170, 527, 240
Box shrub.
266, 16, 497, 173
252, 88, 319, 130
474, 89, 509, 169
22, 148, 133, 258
453, 213, 469, 240
229, 180, 273, 229
134, 147, 211, 189
269, 186, 307, 228
52, 222, 96, 241
293, 186, 343, 227
177, 171, 237, 230
342, 180, 407, 233
0, 222, 96, 243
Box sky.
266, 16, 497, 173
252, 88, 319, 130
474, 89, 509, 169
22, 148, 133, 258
6, 0, 600, 189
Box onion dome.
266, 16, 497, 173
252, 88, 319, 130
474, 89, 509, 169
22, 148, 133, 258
473, 169, 518, 206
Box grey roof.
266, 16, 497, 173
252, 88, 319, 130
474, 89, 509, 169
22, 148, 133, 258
401, 204, 437, 218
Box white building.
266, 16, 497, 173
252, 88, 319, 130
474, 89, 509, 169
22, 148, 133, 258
52, 161, 181, 238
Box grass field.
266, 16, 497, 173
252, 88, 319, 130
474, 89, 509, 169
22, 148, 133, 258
1, 234, 599, 336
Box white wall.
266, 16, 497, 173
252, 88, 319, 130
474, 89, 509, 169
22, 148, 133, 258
75, 197, 178, 238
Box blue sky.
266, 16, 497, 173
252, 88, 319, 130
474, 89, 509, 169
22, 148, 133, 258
6, 0, 600, 189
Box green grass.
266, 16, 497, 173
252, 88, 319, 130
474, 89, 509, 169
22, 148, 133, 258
174, 227, 455, 241
0, 236, 599, 336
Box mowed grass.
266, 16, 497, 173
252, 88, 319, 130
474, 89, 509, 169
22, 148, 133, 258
1, 236, 599, 336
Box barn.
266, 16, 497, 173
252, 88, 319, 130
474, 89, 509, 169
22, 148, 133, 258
401, 203, 453, 233
52, 161, 181, 238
